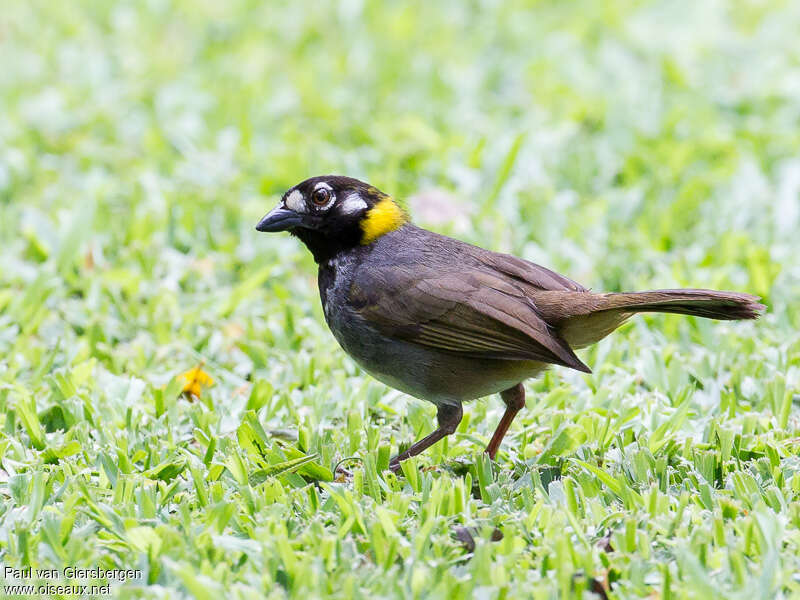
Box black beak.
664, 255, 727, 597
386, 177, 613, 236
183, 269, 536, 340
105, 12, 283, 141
255, 206, 304, 232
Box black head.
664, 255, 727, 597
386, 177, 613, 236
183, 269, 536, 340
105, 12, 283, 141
256, 175, 408, 263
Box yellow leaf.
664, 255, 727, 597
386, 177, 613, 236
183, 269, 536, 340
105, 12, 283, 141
178, 365, 214, 398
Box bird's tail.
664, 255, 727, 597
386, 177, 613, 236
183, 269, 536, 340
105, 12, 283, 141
541, 289, 764, 349
596, 289, 765, 321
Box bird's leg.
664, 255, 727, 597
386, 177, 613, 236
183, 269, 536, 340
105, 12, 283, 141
389, 403, 463, 472
485, 383, 526, 460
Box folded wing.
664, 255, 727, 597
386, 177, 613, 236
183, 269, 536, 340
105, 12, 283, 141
350, 265, 591, 373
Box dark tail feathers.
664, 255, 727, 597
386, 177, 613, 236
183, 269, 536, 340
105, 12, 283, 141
601, 289, 765, 321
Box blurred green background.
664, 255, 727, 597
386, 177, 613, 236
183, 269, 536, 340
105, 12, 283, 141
1, 1, 799, 598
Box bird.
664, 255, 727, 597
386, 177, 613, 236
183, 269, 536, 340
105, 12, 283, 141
256, 175, 764, 472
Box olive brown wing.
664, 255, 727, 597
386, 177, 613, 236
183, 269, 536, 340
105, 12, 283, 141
349, 265, 591, 373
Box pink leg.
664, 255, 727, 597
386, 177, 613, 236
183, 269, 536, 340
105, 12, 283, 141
485, 383, 526, 460
389, 404, 462, 472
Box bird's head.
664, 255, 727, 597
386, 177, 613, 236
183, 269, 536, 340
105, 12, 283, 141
256, 175, 409, 263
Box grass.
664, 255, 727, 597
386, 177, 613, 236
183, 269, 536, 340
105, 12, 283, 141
1, 0, 799, 598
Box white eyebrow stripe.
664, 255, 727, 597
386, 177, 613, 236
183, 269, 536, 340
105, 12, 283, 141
285, 189, 305, 212
339, 193, 367, 214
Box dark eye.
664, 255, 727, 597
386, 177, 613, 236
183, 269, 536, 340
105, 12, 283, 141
312, 188, 331, 206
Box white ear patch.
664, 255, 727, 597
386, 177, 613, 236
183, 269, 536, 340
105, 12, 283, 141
339, 194, 368, 215
285, 189, 305, 212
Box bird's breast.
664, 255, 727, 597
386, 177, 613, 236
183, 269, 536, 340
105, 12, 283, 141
318, 259, 544, 404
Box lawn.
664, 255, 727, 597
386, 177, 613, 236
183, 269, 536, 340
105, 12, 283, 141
1, 1, 799, 598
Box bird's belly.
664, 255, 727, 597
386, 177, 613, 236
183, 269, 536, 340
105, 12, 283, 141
327, 311, 544, 405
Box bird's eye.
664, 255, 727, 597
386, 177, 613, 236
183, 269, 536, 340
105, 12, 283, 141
312, 188, 331, 206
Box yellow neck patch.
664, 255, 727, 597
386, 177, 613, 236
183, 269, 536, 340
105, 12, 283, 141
360, 197, 407, 244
